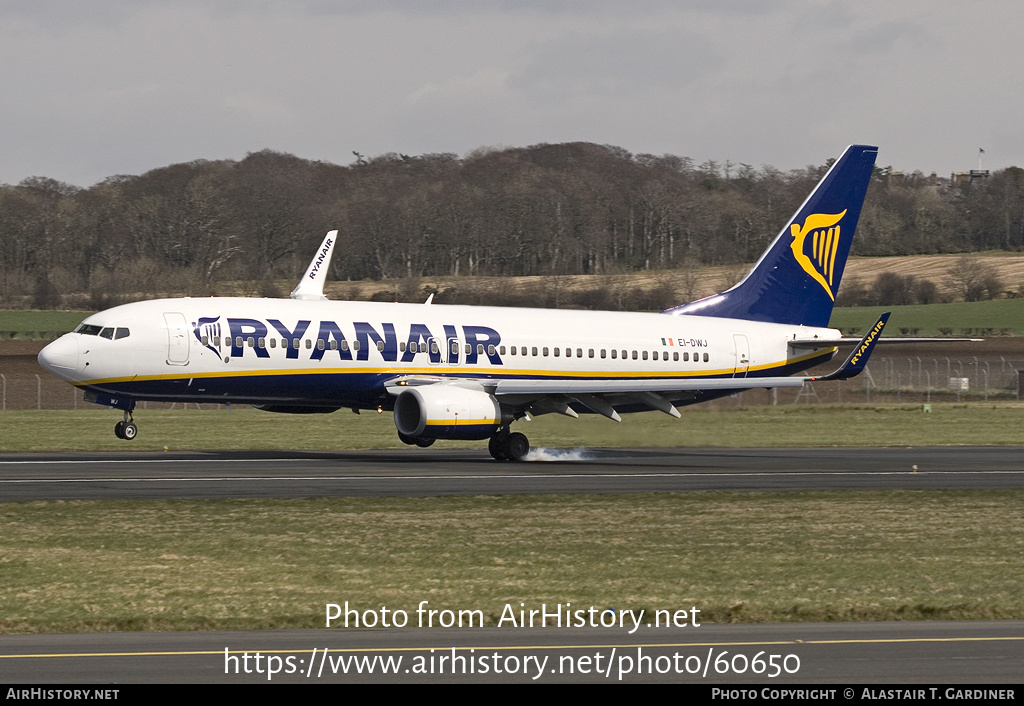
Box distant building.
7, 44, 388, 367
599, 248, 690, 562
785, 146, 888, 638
950, 170, 990, 187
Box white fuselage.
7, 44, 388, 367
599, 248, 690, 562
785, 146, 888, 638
39, 297, 838, 411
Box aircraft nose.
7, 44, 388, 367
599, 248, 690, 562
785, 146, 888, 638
38, 335, 80, 378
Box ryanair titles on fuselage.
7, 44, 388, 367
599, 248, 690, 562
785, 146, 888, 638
192, 316, 712, 366
194, 316, 503, 365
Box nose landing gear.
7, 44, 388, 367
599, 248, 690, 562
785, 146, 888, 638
114, 411, 137, 440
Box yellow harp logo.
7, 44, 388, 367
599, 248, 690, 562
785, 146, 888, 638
790, 210, 846, 301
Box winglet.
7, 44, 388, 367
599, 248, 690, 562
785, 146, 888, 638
290, 230, 337, 301
808, 312, 890, 382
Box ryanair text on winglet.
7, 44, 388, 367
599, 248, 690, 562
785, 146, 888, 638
849, 317, 886, 366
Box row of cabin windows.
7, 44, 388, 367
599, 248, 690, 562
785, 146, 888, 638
203, 335, 710, 363
503, 345, 709, 363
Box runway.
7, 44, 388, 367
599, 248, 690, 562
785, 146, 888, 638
2, 446, 1024, 501
2, 621, 1021, 684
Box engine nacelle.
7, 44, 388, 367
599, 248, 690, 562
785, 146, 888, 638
393, 385, 503, 440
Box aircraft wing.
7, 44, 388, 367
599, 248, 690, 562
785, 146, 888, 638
385, 313, 889, 421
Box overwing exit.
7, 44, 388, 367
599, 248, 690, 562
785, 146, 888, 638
39, 144, 886, 460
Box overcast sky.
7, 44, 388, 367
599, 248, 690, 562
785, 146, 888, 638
2, 0, 1020, 187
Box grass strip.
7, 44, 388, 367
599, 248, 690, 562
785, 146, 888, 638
1, 491, 1021, 633
3, 403, 1024, 452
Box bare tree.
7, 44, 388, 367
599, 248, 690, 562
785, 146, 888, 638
945, 256, 1004, 301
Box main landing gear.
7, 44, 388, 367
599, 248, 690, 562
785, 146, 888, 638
488, 428, 530, 462
114, 411, 137, 440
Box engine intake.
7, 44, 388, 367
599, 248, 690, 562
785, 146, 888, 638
394, 386, 503, 440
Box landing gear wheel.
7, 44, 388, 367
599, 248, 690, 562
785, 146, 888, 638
488, 433, 509, 461
414, 437, 435, 448
114, 421, 125, 439
398, 433, 417, 446
506, 432, 530, 461
121, 422, 138, 441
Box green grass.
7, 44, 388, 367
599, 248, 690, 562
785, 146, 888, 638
0, 310, 91, 339
3, 403, 1024, 452
830, 299, 1024, 336
1, 491, 1021, 633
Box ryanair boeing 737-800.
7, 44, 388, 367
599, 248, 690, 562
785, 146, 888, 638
38, 144, 888, 461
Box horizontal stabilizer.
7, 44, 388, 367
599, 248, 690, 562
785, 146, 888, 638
791, 336, 982, 348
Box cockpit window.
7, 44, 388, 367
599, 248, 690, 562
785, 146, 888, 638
74, 323, 130, 340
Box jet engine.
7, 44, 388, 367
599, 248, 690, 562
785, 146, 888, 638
393, 385, 505, 440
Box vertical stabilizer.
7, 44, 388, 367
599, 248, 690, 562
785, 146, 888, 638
665, 145, 877, 327
290, 230, 338, 301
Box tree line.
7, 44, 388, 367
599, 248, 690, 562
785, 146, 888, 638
2, 142, 1023, 310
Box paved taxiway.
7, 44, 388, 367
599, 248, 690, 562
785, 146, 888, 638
1, 446, 1023, 501
2, 621, 1021, 683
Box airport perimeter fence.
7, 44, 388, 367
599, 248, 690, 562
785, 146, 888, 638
3, 357, 1024, 412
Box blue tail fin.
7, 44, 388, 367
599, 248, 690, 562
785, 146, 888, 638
665, 144, 877, 327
